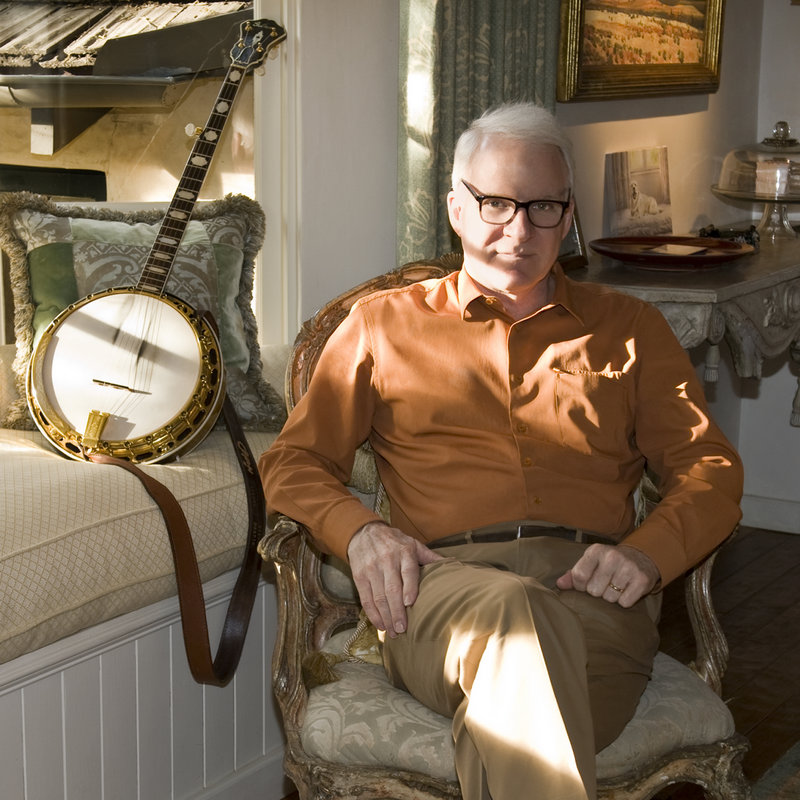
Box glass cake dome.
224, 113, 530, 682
712, 121, 800, 240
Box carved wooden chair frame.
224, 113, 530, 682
259, 256, 752, 800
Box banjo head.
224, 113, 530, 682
27, 288, 225, 463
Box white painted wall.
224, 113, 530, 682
739, 0, 800, 532
254, 0, 399, 342
296, 0, 399, 323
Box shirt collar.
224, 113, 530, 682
456, 261, 586, 325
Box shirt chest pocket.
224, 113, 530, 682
551, 368, 633, 459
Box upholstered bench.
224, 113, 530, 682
0, 191, 293, 797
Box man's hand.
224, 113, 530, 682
347, 521, 443, 638
556, 544, 661, 607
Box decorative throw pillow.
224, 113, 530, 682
0, 191, 286, 432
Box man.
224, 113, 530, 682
259, 103, 743, 800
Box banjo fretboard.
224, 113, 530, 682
137, 20, 284, 294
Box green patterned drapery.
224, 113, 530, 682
397, 0, 560, 263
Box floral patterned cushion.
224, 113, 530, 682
301, 645, 735, 782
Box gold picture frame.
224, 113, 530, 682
558, 0, 725, 102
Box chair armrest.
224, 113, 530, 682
259, 514, 363, 734
259, 516, 309, 728
636, 471, 730, 695
685, 548, 729, 695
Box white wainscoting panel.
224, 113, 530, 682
0, 572, 289, 800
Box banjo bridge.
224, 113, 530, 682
92, 378, 151, 395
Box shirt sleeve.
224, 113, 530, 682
258, 302, 385, 561
621, 303, 744, 586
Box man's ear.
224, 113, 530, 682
447, 189, 463, 236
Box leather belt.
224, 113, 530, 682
429, 520, 615, 550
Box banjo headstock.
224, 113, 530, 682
230, 19, 287, 71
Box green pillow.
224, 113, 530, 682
0, 191, 285, 432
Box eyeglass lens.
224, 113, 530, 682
480, 197, 565, 228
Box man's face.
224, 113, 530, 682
447, 138, 574, 299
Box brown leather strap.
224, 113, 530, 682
90, 392, 265, 687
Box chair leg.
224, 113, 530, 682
701, 751, 752, 800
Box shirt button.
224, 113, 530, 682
533, 496, 543, 505
522, 457, 532, 467
510, 374, 523, 385
516, 423, 529, 434
485, 296, 497, 305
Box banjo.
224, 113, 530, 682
26, 19, 286, 465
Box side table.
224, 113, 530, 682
571, 238, 800, 425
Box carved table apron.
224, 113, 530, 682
573, 237, 800, 425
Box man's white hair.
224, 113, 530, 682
451, 103, 574, 192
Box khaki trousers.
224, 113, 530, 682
381, 537, 661, 800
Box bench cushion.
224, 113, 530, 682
0, 426, 279, 664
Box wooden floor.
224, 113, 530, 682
282, 526, 800, 800
655, 525, 800, 798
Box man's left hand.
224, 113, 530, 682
556, 544, 661, 607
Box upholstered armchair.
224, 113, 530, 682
259, 257, 752, 800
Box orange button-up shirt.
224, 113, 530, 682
259, 265, 743, 587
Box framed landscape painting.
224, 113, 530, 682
558, 0, 725, 101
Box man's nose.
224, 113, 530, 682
503, 207, 535, 237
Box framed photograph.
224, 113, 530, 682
604, 146, 673, 236
558, 208, 588, 270
558, 0, 725, 102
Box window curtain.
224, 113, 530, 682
397, 0, 561, 263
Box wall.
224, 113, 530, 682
738, 0, 800, 532
297, 0, 399, 322
253, 0, 400, 340
757, 2, 800, 137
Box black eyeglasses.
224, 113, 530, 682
461, 180, 571, 228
